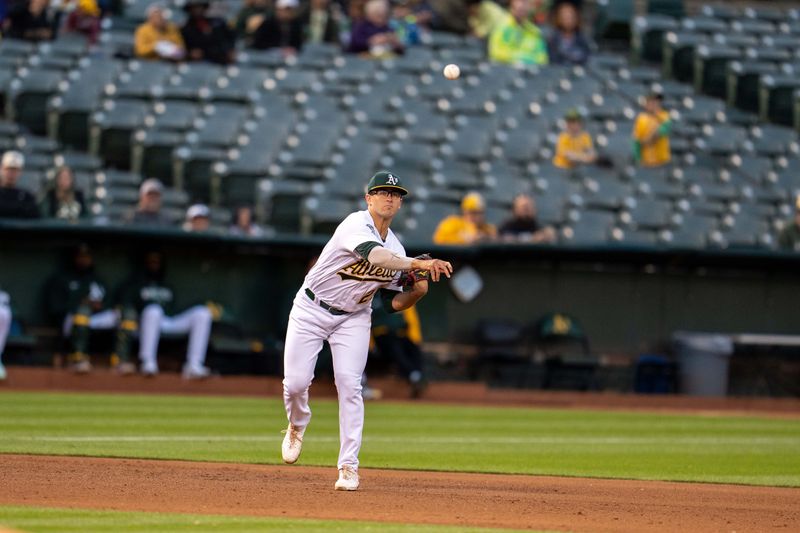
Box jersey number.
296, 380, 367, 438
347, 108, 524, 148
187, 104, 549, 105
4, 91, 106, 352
358, 289, 377, 304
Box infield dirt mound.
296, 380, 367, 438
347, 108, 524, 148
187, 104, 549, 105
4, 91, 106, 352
1, 454, 798, 532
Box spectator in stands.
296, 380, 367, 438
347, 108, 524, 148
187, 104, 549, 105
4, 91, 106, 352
234, 0, 271, 46
778, 196, 800, 252
134, 3, 186, 61
46, 243, 132, 374
127, 178, 174, 227
553, 109, 596, 169
391, 0, 429, 46
347, 0, 403, 57
0, 287, 10, 381
64, 0, 102, 45
547, 1, 590, 65
5, 0, 58, 41
252, 0, 304, 55
181, 0, 236, 65
488, 0, 548, 66
303, 0, 342, 45
632, 90, 672, 168
116, 250, 213, 378
467, 0, 506, 39
0, 151, 40, 219
40, 166, 87, 221
371, 299, 427, 398
229, 205, 266, 237
499, 193, 556, 243
183, 203, 211, 232
433, 192, 497, 244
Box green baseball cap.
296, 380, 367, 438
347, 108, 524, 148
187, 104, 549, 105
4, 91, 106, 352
366, 171, 408, 196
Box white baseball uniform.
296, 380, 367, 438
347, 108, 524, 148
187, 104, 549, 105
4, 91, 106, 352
0, 290, 11, 378
283, 209, 406, 470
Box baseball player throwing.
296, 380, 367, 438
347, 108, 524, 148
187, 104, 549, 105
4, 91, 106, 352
281, 171, 452, 491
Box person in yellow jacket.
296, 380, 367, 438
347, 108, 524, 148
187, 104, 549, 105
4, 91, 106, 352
134, 3, 186, 61
632, 91, 672, 167
553, 109, 597, 169
488, 0, 548, 66
433, 192, 497, 245
467, 0, 508, 39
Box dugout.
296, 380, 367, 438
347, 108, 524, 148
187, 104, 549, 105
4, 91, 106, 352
2, 219, 800, 395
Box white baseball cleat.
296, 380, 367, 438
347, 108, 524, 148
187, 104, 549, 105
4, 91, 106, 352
334, 465, 359, 491
281, 423, 304, 464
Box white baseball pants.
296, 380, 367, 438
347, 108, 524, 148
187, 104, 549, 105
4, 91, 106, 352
283, 289, 372, 470
0, 304, 11, 358
138, 304, 212, 372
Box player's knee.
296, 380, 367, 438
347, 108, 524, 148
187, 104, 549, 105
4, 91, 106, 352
0, 305, 11, 325
334, 374, 363, 398
141, 304, 164, 321
193, 305, 212, 324
283, 375, 312, 397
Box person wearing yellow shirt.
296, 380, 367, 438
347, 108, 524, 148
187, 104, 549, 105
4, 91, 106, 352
433, 192, 498, 245
632, 91, 672, 167
553, 109, 596, 169
488, 0, 548, 66
134, 3, 186, 61
467, 0, 508, 39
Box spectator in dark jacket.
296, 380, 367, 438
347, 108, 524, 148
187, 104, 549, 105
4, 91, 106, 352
126, 178, 175, 227
498, 193, 556, 243
252, 0, 304, 55
547, 1, 590, 65
0, 151, 40, 219
5, 0, 58, 41
181, 0, 236, 64
234, 0, 271, 46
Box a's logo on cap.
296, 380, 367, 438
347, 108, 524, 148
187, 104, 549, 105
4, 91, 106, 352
386, 174, 398, 185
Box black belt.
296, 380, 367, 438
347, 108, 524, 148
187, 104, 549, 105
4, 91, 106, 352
305, 288, 349, 315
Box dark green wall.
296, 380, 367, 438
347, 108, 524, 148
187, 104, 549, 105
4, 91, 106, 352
2, 222, 799, 354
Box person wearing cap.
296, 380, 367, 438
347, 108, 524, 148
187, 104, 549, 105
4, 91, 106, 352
632, 90, 672, 168
433, 191, 498, 245
0, 151, 40, 219
778, 196, 800, 252
181, 0, 236, 64
499, 193, 556, 243
251, 0, 305, 55
183, 203, 211, 232
488, 0, 548, 66
135, 3, 186, 60
127, 178, 175, 227
279, 170, 452, 491
46, 244, 132, 374
553, 109, 596, 169
116, 250, 214, 379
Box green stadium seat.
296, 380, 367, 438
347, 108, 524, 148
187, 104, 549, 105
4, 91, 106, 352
593, 0, 634, 42
694, 44, 740, 98
662, 31, 707, 81
632, 14, 679, 64
88, 99, 150, 169
130, 129, 182, 183
300, 196, 356, 235
759, 74, 800, 126
726, 61, 778, 113
6, 69, 64, 135
647, 0, 685, 18
172, 144, 227, 203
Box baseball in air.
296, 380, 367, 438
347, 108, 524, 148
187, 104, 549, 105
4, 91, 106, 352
443, 63, 461, 80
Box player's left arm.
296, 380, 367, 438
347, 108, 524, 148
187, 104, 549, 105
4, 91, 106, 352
378, 281, 428, 313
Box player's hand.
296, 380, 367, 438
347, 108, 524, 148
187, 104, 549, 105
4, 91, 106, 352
418, 259, 453, 282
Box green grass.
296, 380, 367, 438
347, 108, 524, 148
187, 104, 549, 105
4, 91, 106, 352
1, 391, 799, 486
0, 506, 529, 532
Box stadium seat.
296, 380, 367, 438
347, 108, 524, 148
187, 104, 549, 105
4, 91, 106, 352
300, 195, 355, 235
130, 129, 182, 182
210, 67, 270, 105
6, 69, 64, 135
172, 144, 227, 202
632, 15, 679, 64
647, 0, 685, 18
88, 99, 151, 169
107, 61, 173, 100
694, 44, 740, 98
759, 74, 800, 125
662, 31, 708, 81
726, 61, 779, 113
621, 198, 673, 230
593, 0, 634, 42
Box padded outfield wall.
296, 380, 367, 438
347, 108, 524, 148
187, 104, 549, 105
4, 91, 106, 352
1, 220, 800, 355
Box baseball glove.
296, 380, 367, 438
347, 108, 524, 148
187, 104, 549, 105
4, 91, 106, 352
400, 254, 432, 288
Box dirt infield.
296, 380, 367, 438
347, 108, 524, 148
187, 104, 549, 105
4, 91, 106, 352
4, 366, 800, 416
2, 368, 800, 531
1, 454, 799, 532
